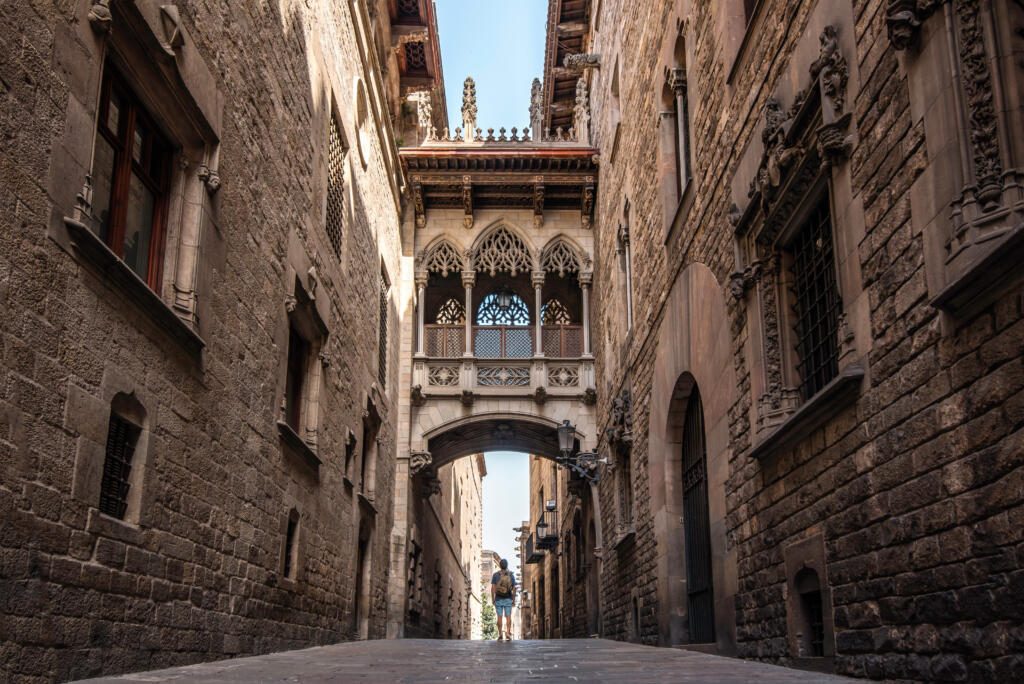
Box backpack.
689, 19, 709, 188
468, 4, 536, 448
495, 570, 514, 598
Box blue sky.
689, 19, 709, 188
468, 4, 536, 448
481, 452, 530, 580
434, 0, 547, 132
433, 0, 546, 580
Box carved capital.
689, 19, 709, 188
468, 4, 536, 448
578, 271, 593, 287
88, 1, 112, 34
666, 67, 687, 96
531, 270, 546, 288
460, 270, 476, 289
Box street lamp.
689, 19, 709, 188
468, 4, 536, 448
495, 286, 514, 311
554, 419, 606, 484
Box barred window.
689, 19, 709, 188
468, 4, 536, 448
326, 116, 346, 259
790, 198, 841, 399
283, 509, 299, 579
379, 269, 390, 387
99, 414, 142, 519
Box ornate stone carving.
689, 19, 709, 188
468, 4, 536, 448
474, 226, 531, 276
409, 451, 433, 476
529, 78, 544, 136
411, 91, 434, 140
462, 176, 473, 229
955, 0, 1003, 208
424, 240, 463, 277
582, 387, 597, 406
461, 77, 477, 140
198, 164, 221, 194
605, 388, 634, 455
756, 387, 802, 434
88, 1, 112, 34
460, 390, 475, 406
564, 53, 601, 71
285, 295, 298, 313
541, 239, 582, 277
159, 5, 186, 56
412, 181, 426, 229
582, 179, 595, 229
533, 386, 548, 405
749, 98, 804, 213
886, 0, 940, 50
533, 180, 545, 228
809, 26, 848, 116
817, 114, 854, 170
666, 67, 687, 97
729, 259, 764, 301
574, 78, 591, 146
411, 384, 426, 407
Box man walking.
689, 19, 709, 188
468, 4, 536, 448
490, 558, 516, 641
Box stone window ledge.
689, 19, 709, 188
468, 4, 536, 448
663, 181, 696, 246
358, 492, 378, 517
931, 223, 1024, 319
612, 523, 636, 550
64, 217, 205, 359
86, 507, 142, 545
276, 420, 322, 472
750, 364, 864, 460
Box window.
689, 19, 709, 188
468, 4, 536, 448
617, 203, 633, 330
93, 65, 173, 290
379, 268, 390, 387
476, 291, 530, 326
98, 413, 142, 520
325, 115, 347, 259
789, 198, 841, 400
284, 325, 309, 431
541, 299, 572, 325
283, 509, 299, 579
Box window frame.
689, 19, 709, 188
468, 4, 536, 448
95, 65, 174, 291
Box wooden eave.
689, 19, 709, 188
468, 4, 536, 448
542, 0, 591, 132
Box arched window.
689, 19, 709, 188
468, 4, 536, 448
475, 291, 530, 326
435, 298, 465, 325
541, 299, 573, 325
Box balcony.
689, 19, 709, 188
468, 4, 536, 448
524, 533, 544, 564
424, 324, 584, 359
535, 506, 558, 551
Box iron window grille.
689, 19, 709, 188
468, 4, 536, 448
790, 198, 841, 400
98, 414, 142, 519
404, 42, 427, 72
379, 271, 390, 387
476, 291, 530, 326
326, 116, 346, 259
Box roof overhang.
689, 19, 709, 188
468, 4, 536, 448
542, 0, 592, 132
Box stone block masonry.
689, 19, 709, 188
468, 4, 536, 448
0, 0, 405, 681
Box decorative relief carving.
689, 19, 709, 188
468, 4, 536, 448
197, 164, 221, 195
582, 180, 595, 229
886, 0, 941, 50
89, 1, 112, 33
533, 386, 548, 404
605, 388, 634, 455
749, 98, 805, 214
816, 114, 855, 170
541, 240, 582, 277
411, 384, 426, 406
461, 77, 477, 140
548, 365, 581, 387
476, 366, 531, 387
409, 451, 433, 476
574, 78, 591, 146
581, 387, 597, 406
956, 0, 1003, 208
564, 53, 601, 71
474, 227, 531, 276
460, 390, 475, 406
729, 259, 764, 301
809, 26, 848, 116
427, 365, 460, 387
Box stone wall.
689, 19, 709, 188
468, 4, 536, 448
0, 1, 404, 681
582, 0, 1024, 680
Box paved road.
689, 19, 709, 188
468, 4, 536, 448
77, 638, 854, 683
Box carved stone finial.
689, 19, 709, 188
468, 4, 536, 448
529, 78, 544, 136
461, 77, 477, 140
564, 53, 601, 71
88, 1, 112, 34
574, 78, 591, 145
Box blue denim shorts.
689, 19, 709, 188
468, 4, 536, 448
494, 597, 513, 617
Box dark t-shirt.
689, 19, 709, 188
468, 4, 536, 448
491, 570, 516, 597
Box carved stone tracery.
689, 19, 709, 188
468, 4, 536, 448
474, 227, 532, 276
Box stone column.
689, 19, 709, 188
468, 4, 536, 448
532, 269, 546, 357
580, 271, 593, 357
668, 68, 689, 196
462, 270, 475, 357
415, 270, 428, 356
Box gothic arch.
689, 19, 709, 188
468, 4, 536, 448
470, 221, 536, 276
540, 234, 590, 277
420, 236, 466, 277
647, 262, 736, 652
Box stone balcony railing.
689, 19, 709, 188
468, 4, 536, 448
413, 356, 594, 398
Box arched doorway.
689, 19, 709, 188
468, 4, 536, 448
681, 387, 714, 643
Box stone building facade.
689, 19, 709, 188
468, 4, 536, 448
401, 453, 483, 639
535, 0, 1024, 680
0, 0, 444, 681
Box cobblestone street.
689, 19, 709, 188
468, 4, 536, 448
77, 639, 853, 683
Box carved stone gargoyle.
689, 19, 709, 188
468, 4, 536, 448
604, 388, 634, 456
